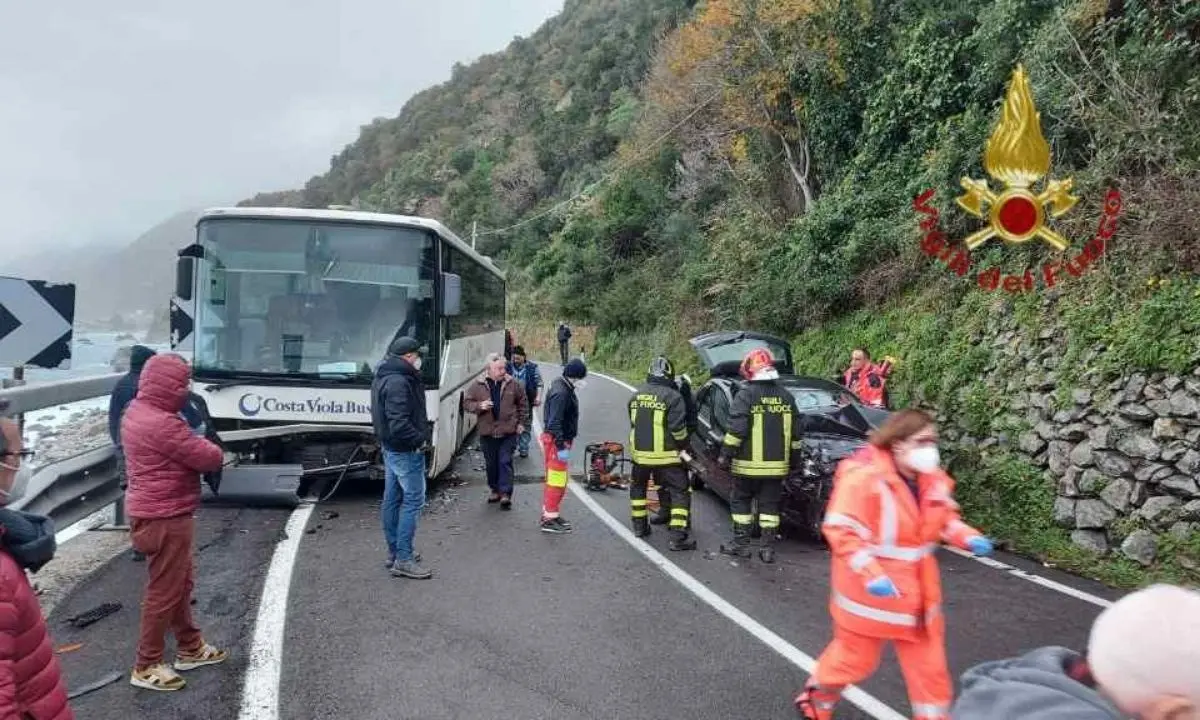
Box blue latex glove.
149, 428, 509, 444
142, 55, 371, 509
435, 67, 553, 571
556, 448, 570, 463
967, 536, 994, 557
866, 575, 900, 598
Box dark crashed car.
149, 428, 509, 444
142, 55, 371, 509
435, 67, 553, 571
681, 331, 891, 539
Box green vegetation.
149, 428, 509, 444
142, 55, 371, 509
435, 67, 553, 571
244, 0, 1200, 586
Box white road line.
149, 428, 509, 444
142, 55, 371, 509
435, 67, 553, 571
532, 407, 905, 720
943, 546, 1113, 608
237, 503, 315, 720
589, 368, 1117, 609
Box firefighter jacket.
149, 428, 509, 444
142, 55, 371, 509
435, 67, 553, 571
628, 376, 688, 466
821, 444, 983, 642
720, 380, 805, 477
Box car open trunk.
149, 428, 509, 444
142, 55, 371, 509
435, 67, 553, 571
688, 331, 795, 377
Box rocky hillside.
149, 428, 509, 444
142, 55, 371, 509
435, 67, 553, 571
242, 0, 1200, 584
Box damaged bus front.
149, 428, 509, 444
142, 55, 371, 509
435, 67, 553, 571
170, 207, 505, 505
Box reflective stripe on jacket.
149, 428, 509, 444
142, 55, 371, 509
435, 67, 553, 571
721, 380, 805, 477
822, 445, 981, 641
843, 362, 890, 408
628, 377, 688, 466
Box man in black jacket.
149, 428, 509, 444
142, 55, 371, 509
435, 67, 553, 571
372, 336, 432, 579
556, 322, 572, 366
539, 358, 586, 534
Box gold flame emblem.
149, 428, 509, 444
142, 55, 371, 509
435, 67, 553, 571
956, 65, 1077, 251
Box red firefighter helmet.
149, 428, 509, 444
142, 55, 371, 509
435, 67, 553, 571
739, 347, 775, 381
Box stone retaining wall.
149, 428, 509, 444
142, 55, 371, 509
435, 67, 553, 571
923, 308, 1199, 569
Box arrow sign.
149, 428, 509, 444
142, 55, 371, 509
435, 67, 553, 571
0, 277, 74, 369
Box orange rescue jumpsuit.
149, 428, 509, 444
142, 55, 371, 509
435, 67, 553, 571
843, 360, 892, 409
797, 445, 982, 720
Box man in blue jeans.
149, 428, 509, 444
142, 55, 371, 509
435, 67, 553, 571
371, 336, 432, 580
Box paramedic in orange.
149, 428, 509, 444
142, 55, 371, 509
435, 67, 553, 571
841, 348, 894, 409
794, 409, 993, 720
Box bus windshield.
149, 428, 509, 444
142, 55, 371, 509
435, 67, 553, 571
191, 217, 439, 385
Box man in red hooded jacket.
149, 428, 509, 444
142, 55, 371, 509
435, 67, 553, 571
120, 354, 226, 692
0, 416, 74, 719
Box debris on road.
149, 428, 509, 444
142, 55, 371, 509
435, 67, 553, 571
54, 642, 84, 654
321, 510, 340, 520
67, 671, 123, 700
65, 601, 122, 629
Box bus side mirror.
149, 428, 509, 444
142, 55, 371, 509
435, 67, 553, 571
176, 256, 195, 301
441, 272, 462, 317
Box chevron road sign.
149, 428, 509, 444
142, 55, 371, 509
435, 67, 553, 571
0, 277, 75, 369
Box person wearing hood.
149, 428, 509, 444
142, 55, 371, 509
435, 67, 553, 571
121, 354, 227, 692
539, 357, 586, 534
795, 409, 992, 720
717, 347, 807, 563
109, 345, 205, 562
372, 336, 433, 580
951, 583, 1200, 720
627, 356, 695, 551
0, 416, 74, 719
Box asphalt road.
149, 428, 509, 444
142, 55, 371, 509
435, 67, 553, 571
45, 364, 1125, 720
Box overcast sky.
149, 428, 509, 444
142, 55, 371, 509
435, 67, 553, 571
0, 1, 563, 255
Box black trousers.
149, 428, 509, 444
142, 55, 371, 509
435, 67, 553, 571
559, 340, 569, 364
630, 463, 691, 530
480, 435, 516, 496
730, 474, 783, 533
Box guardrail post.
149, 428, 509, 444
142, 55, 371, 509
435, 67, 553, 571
113, 492, 127, 527
11, 366, 24, 433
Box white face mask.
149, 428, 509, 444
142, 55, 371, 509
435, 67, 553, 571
0, 461, 31, 505
905, 446, 941, 473
570, 379, 587, 390
409, 355, 423, 371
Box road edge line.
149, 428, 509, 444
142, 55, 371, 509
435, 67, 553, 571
588, 368, 1116, 609
532, 394, 905, 720
236, 503, 315, 720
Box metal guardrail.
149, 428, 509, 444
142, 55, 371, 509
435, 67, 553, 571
3, 372, 122, 415
3, 374, 124, 532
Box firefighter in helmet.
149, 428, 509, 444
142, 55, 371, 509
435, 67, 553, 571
718, 346, 807, 563
628, 356, 696, 551
650, 370, 697, 527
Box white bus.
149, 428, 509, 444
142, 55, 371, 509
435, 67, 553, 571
170, 207, 504, 494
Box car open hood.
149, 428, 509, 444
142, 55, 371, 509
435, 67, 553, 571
689, 331, 795, 377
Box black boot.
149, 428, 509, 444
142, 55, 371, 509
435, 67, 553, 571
649, 507, 668, 525
668, 529, 697, 551
632, 516, 651, 538
719, 524, 752, 557
759, 531, 777, 564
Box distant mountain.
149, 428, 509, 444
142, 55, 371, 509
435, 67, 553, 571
2, 210, 200, 327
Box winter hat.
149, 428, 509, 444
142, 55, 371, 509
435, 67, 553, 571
563, 358, 587, 380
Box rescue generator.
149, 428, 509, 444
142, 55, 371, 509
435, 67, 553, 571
582, 441, 691, 529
